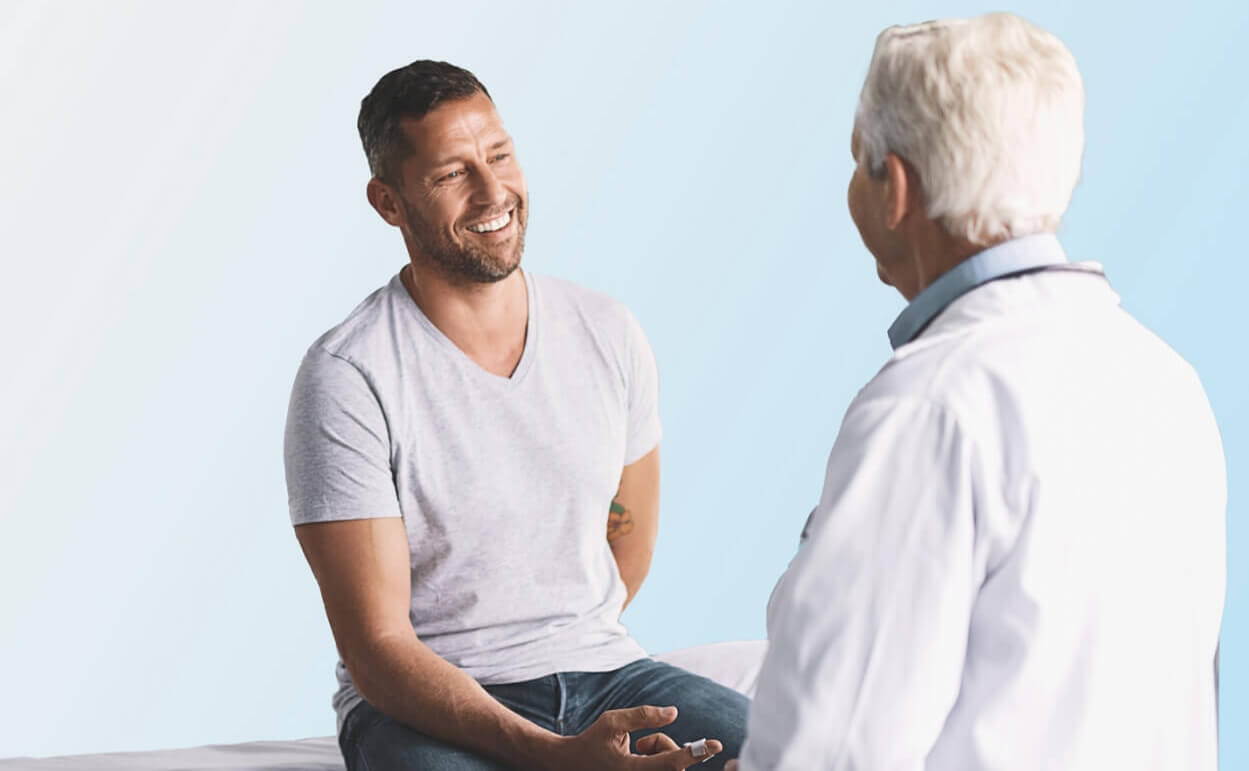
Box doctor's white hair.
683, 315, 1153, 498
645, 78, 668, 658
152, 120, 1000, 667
855, 13, 1085, 245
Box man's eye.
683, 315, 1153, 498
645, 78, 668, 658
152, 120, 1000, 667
442, 170, 465, 181
491, 153, 510, 163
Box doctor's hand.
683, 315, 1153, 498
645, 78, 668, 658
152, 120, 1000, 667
548, 705, 723, 770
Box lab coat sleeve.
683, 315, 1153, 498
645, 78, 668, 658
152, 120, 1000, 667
739, 396, 980, 770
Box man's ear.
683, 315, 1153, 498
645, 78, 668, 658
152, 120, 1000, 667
881, 153, 919, 231
366, 177, 406, 228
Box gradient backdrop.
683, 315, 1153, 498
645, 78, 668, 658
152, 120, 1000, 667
1, 0, 1245, 766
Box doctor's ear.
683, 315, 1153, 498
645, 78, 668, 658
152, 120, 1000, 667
881, 152, 920, 231
366, 177, 406, 228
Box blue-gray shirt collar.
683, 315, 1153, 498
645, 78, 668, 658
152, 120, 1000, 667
887, 232, 1068, 350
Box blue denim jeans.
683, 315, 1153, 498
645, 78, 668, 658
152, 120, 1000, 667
338, 657, 748, 770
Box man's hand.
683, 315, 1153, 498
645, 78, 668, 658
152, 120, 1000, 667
724, 760, 739, 771
550, 705, 723, 770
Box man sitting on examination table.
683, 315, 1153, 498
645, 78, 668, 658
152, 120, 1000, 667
729, 13, 1226, 771
284, 60, 745, 770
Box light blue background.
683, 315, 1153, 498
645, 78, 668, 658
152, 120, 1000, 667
1, 0, 1244, 765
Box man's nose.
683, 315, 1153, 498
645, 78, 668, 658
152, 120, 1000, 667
470, 164, 508, 209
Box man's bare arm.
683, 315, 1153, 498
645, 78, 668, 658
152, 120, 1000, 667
296, 515, 710, 771
609, 446, 660, 611
295, 517, 570, 767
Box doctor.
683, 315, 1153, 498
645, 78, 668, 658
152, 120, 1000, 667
731, 13, 1226, 771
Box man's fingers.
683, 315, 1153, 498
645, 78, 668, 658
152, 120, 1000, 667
600, 704, 679, 732
724, 760, 739, 771
639, 738, 724, 770
685, 739, 723, 764
635, 732, 681, 755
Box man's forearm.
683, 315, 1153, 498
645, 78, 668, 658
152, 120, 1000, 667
346, 631, 565, 768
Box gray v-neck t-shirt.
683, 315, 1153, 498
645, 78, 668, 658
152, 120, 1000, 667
284, 271, 659, 730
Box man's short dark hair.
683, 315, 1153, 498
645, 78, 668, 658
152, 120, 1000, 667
358, 60, 491, 185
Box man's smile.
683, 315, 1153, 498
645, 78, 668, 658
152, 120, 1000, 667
466, 209, 513, 236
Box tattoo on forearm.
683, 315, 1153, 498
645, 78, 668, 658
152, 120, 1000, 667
607, 500, 634, 542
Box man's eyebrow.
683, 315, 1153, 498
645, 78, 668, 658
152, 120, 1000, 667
428, 153, 467, 170
488, 137, 513, 151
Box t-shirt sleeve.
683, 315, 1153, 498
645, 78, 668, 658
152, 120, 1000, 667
283, 347, 403, 525
623, 307, 662, 465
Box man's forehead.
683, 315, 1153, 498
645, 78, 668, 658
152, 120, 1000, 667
399, 97, 509, 157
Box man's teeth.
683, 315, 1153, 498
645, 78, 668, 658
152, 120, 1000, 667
468, 212, 511, 233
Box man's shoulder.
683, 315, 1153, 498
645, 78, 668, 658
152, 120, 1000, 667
303, 273, 406, 368
857, 292, 1207, 429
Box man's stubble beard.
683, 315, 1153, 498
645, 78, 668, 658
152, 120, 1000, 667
402, 196, 528, 285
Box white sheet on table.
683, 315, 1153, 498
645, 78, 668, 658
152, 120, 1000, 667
0, 641, 766, 771
0, 737, 344, 770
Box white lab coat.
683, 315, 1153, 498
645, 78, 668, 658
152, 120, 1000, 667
739, 268, 1226, 770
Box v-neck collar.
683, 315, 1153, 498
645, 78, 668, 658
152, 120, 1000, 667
393, 269, 538, 386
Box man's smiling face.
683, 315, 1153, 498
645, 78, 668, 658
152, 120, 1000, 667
392, 91, 528, 283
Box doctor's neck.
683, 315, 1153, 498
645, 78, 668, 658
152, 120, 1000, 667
895, 223, 1008, 301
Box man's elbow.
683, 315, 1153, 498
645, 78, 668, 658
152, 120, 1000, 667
336, 626, 414, 707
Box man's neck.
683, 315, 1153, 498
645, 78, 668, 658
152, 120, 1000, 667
401, 262, 529, 377
904, 228, 1006, 301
